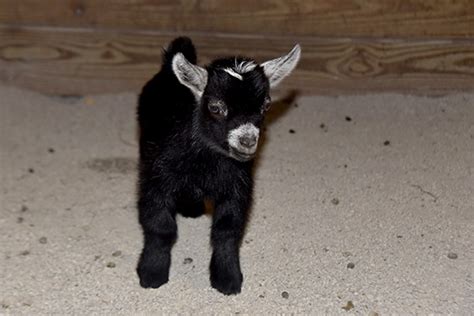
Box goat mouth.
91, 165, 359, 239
229, 148, 255, 161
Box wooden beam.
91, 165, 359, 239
1, 0, 473, 38
1, 27, 473, 95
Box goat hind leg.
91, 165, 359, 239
137, 193, 177, 289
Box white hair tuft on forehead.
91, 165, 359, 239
234, 60, 257, 73
223, 68, 243, 80
222, 60, 257, 80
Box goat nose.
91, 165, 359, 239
239, 135, 257, 148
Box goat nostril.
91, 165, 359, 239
239, 136, 257, 148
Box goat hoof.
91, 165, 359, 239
210, 271, 243, 295
137, 267, 169, 289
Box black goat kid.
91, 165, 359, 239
136, 37, 300, 295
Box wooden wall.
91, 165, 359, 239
1, 0, 473, 95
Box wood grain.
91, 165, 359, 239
1, 27, 473, 95
0, 0, 473, 38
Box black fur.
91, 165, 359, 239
136, 37, 272, 295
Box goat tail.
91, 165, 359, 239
162, 37, 197, 67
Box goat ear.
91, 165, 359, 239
261, 44, 301, 88
172, 53, 208, 98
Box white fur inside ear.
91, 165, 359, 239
172, 53, 208, 98
261, 44, 301, 88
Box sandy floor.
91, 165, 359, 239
1, 85, 473, 315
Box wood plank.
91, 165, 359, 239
0, 0, 473, 38
1, 27, 473, 95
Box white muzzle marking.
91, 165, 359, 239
228, 123, 260, 155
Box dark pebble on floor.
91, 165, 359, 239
21, 205, 28, 212
28, 168, 35, 173
397, 235, 403, 238
48, 148, 55, 153
281, 291, 289, 299
384, 140, 391, 146
20, 250, 30, 256
347, 262, 355, 269
106, 262, 116, 268
112, 250, 122, 257
289, 129, 295, 134
331, 198, 340, 205
345, 116, 352, 122
183, 257, 193, 264
342, 300, 354, 311
447, 252, 458, 259
39, 237, 47, 244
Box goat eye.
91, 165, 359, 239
209, 104, 220, 114
263, 97, 272, 112
208, 102, 227, 117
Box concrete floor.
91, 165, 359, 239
1, 85, 473, 314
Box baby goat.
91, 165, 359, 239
136, 37, 300, 295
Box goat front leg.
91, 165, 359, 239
136, 189, 177, 289
210, 196, 249, 295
